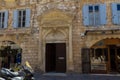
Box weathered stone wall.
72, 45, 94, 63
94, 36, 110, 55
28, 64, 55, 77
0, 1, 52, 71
30, 0, 120, 73
35, 0, 76, 73
2, 0, 120, 73
0, 0, 39, 70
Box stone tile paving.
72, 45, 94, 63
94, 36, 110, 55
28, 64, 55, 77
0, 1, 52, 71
34, 73, 120, 80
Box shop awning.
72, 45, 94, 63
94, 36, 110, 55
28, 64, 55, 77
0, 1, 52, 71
84, 28, 120, 35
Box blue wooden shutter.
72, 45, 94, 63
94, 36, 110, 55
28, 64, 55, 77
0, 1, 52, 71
25, 9, 31, 27
100, 4, 107, 25
89, 6, 94, 26
13, 10, 18, 28
111, 3, 118, 24
4, 10, 8, 28
83, 5, 89, 26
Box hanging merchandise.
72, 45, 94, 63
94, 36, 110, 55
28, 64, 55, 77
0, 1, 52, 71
16, 52, 21, 64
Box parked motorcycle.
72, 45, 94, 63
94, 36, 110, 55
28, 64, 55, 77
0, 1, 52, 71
0, 68, 24, 80
21, 65, 35, 80
0, 77, 5, 80
0, 61, 35, 80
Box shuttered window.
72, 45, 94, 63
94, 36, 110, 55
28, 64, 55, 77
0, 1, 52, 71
18, 10, 26, 27
112, 3, 120, 25
0, 11, 8, 28
88, 5, 100, 26
83, 4, 107, 26
13, 9, 31, 28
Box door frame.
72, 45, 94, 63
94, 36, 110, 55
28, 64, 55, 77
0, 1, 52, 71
43, 41, 68, 73
40, 25, 73, 73
45, 43, 66, 73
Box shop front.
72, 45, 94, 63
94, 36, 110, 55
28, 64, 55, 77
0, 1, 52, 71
0, 40, 22, 69
82, 38, 120, 74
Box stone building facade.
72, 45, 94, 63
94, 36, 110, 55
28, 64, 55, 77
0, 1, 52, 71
0, 0, 120, 74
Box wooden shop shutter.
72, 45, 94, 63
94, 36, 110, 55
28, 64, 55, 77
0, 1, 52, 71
81, 48, 91, 73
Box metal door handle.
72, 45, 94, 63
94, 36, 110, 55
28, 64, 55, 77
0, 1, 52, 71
58, 57, 64, 60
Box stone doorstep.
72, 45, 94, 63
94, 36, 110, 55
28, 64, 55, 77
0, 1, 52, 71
43, 72, 67, 76
42, 73, 120, 77
90, 74, 120, 76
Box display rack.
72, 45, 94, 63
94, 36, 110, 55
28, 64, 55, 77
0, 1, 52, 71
91, 62, 108, 73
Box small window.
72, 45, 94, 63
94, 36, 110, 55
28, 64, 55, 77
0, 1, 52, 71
13, 9, 31, 28
18, 10, 26, 28
88, 5, 100, 26
89, 6, 93, 12
94, 5, 99, 12
117, 4, 120, 11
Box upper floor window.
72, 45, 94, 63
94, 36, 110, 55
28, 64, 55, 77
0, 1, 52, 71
82, 4, 107, 26
117, 4, 120, 11
18, 10, 26, 27
95, 5, 99, 12
89, 6, 93, 12
13, 9, 31, 28
88, 5, 100, 26
112, 3, 120, 25
0, 11, 8, 29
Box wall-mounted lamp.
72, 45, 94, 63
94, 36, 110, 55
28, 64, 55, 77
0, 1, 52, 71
80, 32, 85, 39
80, 33, 85, 37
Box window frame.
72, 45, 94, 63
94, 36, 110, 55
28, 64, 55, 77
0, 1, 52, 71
18, 9, 26, 28
117, 4, 120, 11
88, 4, 100, 26
13, 8, 31, 28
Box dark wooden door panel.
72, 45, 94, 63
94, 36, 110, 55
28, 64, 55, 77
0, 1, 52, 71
56, 43, 66, 73
45, 43, 66, 73
45, 43, 56, 72
81, 48, 91, 73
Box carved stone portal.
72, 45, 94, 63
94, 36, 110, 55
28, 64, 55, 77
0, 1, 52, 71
38, 9, 74, 72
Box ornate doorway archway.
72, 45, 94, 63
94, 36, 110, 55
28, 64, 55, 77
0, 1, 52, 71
38, 9, 74, 73
44, 28, 67, 73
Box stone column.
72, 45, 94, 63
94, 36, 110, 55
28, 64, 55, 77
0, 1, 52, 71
68, 26, 74, 72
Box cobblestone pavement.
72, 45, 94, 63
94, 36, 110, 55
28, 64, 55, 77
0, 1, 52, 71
34, 72, 120, 80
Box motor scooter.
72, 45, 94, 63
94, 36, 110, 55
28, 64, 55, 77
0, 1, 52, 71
0, 61, 35, 80
0, 77, 5, 80
0, 68, 24, 80
20, 65, 35, 80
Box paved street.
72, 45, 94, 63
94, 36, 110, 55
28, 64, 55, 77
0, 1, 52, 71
34, 72, 120, 80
